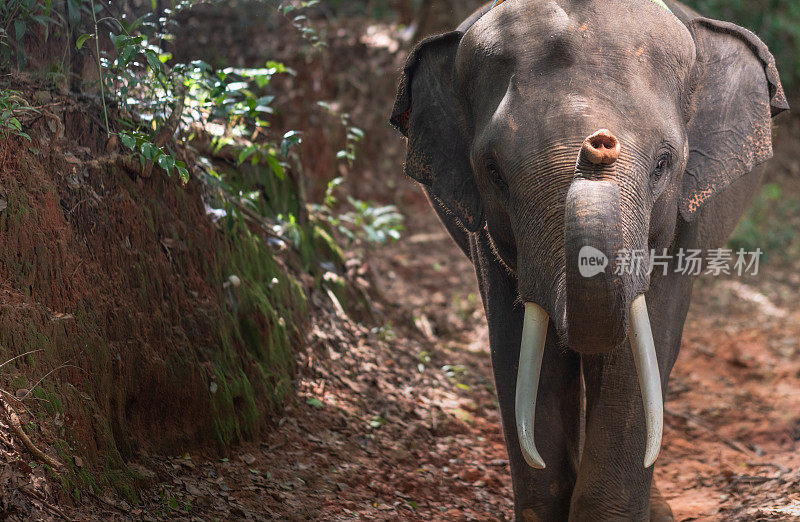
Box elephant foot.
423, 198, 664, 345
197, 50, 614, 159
650, 483, 674, 522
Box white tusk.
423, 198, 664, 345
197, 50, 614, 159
628, 295, 663, 468
515, 302, 549, 469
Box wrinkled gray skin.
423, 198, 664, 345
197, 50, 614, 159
390, 0, 789, 519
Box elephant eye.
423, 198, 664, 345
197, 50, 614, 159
486, 159, 507, 187
653, 152, 673, 178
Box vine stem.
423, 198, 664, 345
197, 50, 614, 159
90, 0, 110, 137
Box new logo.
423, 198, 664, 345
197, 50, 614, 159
578, 246, 609, 278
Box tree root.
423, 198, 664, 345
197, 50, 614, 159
0, 394, 63, 470
85, 152, 141, 175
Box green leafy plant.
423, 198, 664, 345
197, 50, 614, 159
0, 89, 37, 142
368, 414, 387, 429
270, 0, 325, 47
306, 397, 324, 408
119, 130, 189, 181
0, 0, 62, 68
337, 197, 404, 246
179, 60, 294, 149
317, 101, 364, 166
312, 179, 404, 247
416, 350, 431, 373
73, 3, 294, 182
442, 364, 472, 391
72, 3, 189, 178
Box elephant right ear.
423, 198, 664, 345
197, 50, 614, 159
680, 18, 789, 221
390, 31, 484, 232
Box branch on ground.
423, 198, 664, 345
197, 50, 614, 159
0, 394, 63, 470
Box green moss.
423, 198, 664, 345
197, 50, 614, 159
205, 221, 307, 448
10, 374, 29, 390
106, 471, 140, 505
312, 223, 346, 269
140, 205, 156, 234
32, 384, 64, 415
52, 415, 140, 504
208, 349, 262, 448
54, 439, 102, 500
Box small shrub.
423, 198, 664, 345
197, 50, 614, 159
0, 89, 36, 142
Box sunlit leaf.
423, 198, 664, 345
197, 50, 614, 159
281, 130, 302, 157
76, 33, 93, 50
140, 141, 158, 160
157, 154, 175, 173
120, 133, 136, 150
265, 155, 284, 180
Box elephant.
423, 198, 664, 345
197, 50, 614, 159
389, 0, 788, 519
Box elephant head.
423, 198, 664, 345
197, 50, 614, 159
391, 0, 787, 469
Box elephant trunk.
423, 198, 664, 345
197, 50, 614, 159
564, 178, 627, 353
514, 130, 662, 470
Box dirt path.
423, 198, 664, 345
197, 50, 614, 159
658, 270, 800, 520
255, 199, 800, 520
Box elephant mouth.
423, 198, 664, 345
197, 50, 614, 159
514, 296, 663, 469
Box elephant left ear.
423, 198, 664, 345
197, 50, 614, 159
681, 18, 789, 221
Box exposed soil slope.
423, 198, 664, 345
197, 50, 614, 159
0, 77, 308, 516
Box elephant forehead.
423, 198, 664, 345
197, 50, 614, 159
459, 0, 695, 97
474, 71, 682, 152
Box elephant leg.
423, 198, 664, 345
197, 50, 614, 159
509, 332, 582, 520
650, 481, 674, 522
473, 234, 582, 520
571, 347, 654, 520
570, 269, 692, 520
642, 270, 693, 522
